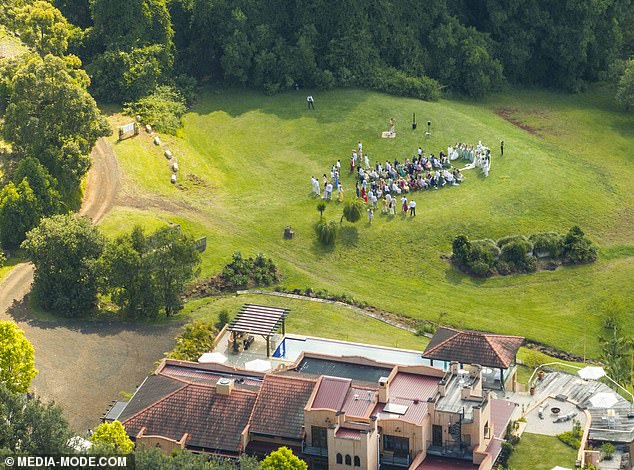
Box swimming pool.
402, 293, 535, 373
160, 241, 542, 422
273, 336, 448, 369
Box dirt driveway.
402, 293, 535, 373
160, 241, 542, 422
0, 138, 181, 433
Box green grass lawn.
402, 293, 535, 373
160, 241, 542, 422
100, 85, 634, 359
507, 433, 577, 470
184, 294, 429, 351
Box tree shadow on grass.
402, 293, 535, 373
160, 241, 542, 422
6, 295, 183, 338
339, 225, 359, 247
189, 87, 366, 124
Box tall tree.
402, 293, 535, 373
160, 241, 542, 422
2, 54, 111, 190
616, 59, 634, 111
13, 156, 63, 216
0, 179, 42, 249
145, 226, 200, 317
0, 383, 73, 454
0, 321, 37, 394
14, 1, 73, 57
22, 214, 105, 316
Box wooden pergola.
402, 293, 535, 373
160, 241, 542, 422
227, 304, 289, 357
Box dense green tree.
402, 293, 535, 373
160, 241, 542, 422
14, 1, 73, 57
600, 319, 633, 388
90, 0, 173, 51
123, 85, 186, 134
316, 219, 337, 246
562, 225, 598, 264
146, 226, 201, 316
0, 179, 42, 249
135, 447, 261, 469
99, 226, 160, 318
2, 54, 111, 190
100, 225, 200, 317
22, 214, 105, 316
262, 447, 307, 470
90, 421, 134, 455
0, 321, 37, 394
13, 157, 63, 216
167, 321, 217, 361
616, 59, 634, 111
0, 383, 74, 454
52, 0, 92, 28
341, 200, 363, 224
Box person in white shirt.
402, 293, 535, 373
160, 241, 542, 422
409, 199, 417, 217
364, 154, 370, 169
307, 95, 315, 109
325, 183, 333, 200
358, 141, 363, 153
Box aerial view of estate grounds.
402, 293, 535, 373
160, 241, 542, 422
0, 1, 633, 469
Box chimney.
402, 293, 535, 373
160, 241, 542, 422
450, 361, 459, 375
378, 377, 389, 403
216, 378, 234, 395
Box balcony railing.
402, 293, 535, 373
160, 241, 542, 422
379, 453, 411, 467
426, 441, 472, 460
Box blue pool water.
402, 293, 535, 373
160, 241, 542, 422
273, 336, 449, 369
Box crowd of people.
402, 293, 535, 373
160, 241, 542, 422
310, 139, 491, 221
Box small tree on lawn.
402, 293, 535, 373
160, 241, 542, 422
317, 201, 326, 218
316, 219, 337, 246
90, 421, 134, 455
0, 320, 38, 393
341, 200, 362, 224
262, 447, 307, 470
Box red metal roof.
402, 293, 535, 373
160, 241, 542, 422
374, 397, 429, 425
335, 428, 362, 440
416, 456, 478, 469
490, 399, 517, 438
389, 372, 440, 401
249, 375, 317, 439
311, 376, 351, 410
341, 387, 377, 417
422, 327, 524, 369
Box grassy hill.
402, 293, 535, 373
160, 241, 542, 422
100, 85, 634, 358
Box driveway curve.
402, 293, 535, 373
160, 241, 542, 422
0, 137, 180, 433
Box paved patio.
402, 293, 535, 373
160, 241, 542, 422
208, 329, 290, 371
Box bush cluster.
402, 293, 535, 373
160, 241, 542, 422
274, 285, 369, 309
123, 85, 186, 135
167, 321, 217, 362
452, 226, 597, 277
220, 252, 280, 288
556, 419, 583, 449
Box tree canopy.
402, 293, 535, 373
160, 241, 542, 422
22, 214, 105, 316
90, 421, 134, 455
0, 321, 37, 394
262, 447, 307, 470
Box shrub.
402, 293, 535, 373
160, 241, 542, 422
368, 66, 441, 101
167, 321, 217, 361
600, 442, 616, 460
562, 226, 598, 264
316, 219, 338, 245
495, 260, 512, 275
529, 232, 564, 258
124, 86, 186, 135
471, 239, 501, 261
220, 252, 280, 288
497, 234, 529, 248
500, 239, 535, 272
557, 419, 583, 449
451, 235, 472, 267
470, 260, 491, 277
341, 200, 363, 224
215, 310, 230, 330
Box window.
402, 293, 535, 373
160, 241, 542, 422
484, 421, 491, 439
336, 453, 342, 464
345, 455, 351, 465
312, 426, 328, 449
354, 456, 361, 467
383, 434, 410, 457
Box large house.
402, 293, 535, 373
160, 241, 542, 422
105, 329, 524, 470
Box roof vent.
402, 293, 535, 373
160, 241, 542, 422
353, 394, 360, 401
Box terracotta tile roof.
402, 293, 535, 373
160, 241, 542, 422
341, 387, 377, 417
249, 375, 316, 439
118, 375, 186, 422
389, 373, 440, 401
335, 428, 362, 440
422, 327, 524, 369
311, 376, 352, 410
490, 399, 517, 438
122, 383, 257, 453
